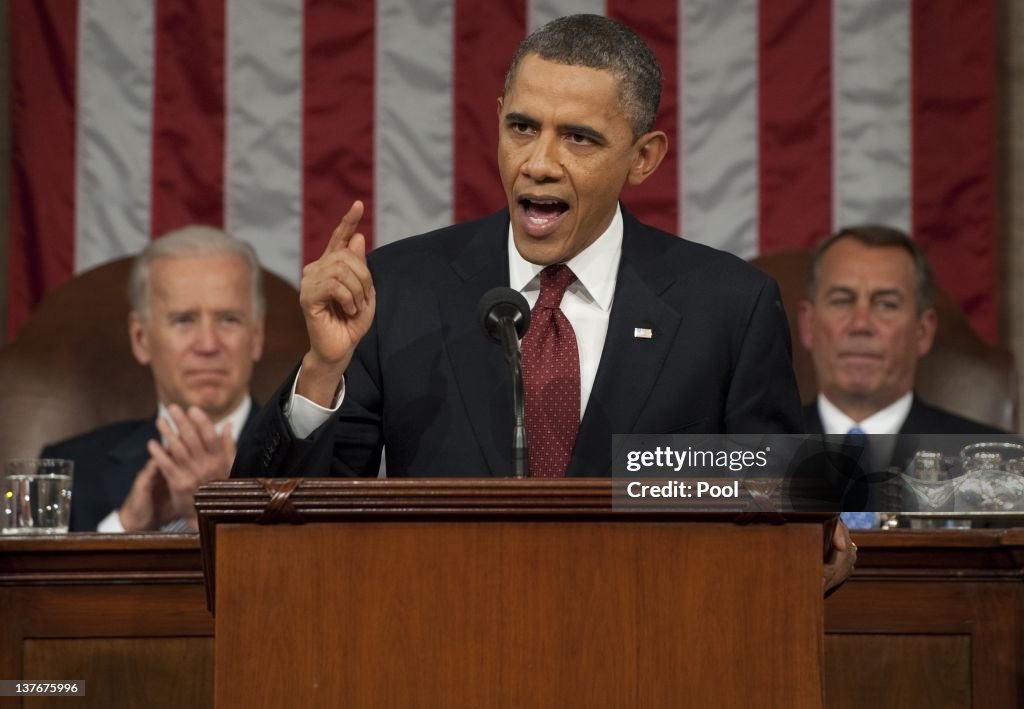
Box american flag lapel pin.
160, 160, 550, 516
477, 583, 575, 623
633, 327, 653, 339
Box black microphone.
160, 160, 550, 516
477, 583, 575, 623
478, 288, 531, 478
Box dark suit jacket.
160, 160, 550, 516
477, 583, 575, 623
800, 396, 1008, 513
803, 396, 1006, 469
802, 396, 1005, 439
43, 406, 259, 532
233, 207, 804, 479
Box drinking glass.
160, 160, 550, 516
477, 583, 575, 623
2, 459, 74, 534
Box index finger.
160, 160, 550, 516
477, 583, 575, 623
324, 200, 365, 254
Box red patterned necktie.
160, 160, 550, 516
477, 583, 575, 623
521, 264, 580, 478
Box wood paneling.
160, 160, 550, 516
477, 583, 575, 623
23, 638, 212, 709
0, 535, 211, 709
198, 480, 831, 709
825, 635, 971, 709
825, 529, 1024, 708
1, 525, 1022, 708
215, 520, 825, 709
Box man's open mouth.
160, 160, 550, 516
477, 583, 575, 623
518, 197, 569, 236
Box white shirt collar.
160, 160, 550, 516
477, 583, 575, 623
157, 396, 252, 443
816, 391, 913, 435
507, 204, 623, 311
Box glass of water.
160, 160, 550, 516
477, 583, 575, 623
2, 459, 74, 534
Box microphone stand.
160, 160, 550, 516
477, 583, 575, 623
478, 287, 531, 478
497, 316, 528, 478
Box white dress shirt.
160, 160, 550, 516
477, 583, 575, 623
97, 396, 253, 532
286, 205, 625, 436
508, 206, 622, 419
816, 392, 913, 436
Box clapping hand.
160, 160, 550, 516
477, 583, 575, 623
144, 404, 236, 530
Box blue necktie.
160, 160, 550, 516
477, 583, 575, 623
840, 427, 877, 529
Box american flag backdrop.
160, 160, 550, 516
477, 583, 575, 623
9, 0, 998, 340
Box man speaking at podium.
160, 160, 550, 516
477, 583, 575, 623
234, 13, 804, 478
233, 13, 855, 591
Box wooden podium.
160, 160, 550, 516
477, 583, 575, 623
197, 479, 831, 708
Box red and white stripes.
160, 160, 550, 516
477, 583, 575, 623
9, 0, 998, 340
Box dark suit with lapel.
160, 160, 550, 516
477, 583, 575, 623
43, 406, 260, 531
803, 397, 1005, 439
233, 207, 804, 479
803, 396, 1007, 494
804, 396, 1005, 465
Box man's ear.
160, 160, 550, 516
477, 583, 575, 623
128, 312, 152, 366
496, 96, 504, 119
627, 131, 668, 186
916, 308, 938, 358
797, 300, 815, 352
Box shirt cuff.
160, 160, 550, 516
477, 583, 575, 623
284, 366, 346, 439
97, 509, 127, 533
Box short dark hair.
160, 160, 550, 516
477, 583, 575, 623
806, 225, 936, 312
503, 14, 662, 139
